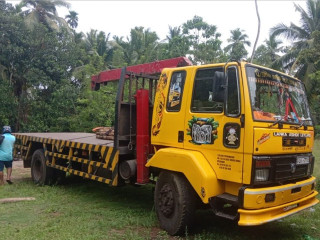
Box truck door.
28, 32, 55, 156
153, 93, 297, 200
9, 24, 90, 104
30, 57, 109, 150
184, 64, 245, 183
151, 70, 188, 148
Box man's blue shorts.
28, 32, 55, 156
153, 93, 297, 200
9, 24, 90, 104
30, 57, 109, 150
0, 160, 12, 171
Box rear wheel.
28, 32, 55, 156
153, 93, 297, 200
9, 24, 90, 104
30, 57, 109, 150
31, 149, 55, 185
154, 171, 196, 236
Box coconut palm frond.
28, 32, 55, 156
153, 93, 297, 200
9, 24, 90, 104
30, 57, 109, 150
294, 2, 314, 34
275, 48, 300, 72
65, 11, 78, 29
300, 62, 316, 90
270, 0, 320, 84
290, 23, 310, 40
23, 10, 40, 29
52, 0, 70, 9
20, 0, 70, 31
271, 23, 301, 41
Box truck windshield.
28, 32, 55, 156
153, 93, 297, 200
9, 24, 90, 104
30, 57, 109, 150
246, 65, 312, 126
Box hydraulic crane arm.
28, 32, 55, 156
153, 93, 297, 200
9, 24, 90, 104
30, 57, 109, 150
91, 57, 192, 90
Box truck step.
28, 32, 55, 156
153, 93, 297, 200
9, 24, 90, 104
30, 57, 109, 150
215, 211, 239, 221
215, 193, 239, 206
209, 193, 239, 221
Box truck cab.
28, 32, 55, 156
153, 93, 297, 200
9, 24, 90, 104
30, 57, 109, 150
147, 61, 318, 235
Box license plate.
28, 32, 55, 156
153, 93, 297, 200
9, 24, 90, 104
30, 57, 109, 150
283, 203, 298, 212
296, 156, 309, 165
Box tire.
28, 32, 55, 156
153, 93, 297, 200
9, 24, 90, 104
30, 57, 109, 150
31, 149, 55, 185
154, 171, 196, 236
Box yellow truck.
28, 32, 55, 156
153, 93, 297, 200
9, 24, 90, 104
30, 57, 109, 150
14, 57, 318, 235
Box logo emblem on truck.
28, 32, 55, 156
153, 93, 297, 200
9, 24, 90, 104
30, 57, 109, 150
290, 162, 296, 174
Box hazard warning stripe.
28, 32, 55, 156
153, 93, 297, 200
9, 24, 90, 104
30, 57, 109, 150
19, 145, 28, 150
13, 144, 23, 159
111, 173, 118, 186
13, 144, 29, 160
101, 147, 116, 167
25, 142, 32, 162
14, 134, 120, 186
46, 152, 109, 169
49, 164, 111, 184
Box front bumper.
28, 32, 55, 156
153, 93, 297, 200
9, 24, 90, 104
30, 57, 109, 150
238, 177, 319, 226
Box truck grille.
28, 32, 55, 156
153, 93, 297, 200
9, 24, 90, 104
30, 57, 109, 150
253, 154, 313, 185
274, 155, 308, 181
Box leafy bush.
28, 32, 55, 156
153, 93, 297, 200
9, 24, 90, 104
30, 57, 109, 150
315, 125, 320, 138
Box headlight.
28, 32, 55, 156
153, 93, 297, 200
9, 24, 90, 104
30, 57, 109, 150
255, 169, 270, 182
254, 157, 271, 183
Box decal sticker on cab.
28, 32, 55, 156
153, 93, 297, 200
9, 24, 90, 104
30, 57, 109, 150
152, 73, 168, 136
257, 133, 271, 145
187, 116, 219, 145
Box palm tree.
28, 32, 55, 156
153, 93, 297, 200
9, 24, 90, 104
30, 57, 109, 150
96, 31, 111, 57
84, 29, 100, 56
265, 35, 283, 62
254, 34, 283, 70
113, 36, 134, 66
20, 0, 70, 30
224, 28, 251, 61
84, 30, 113, 63
165, 26, 190, 58
114, 27, 159, 65
166, 26, 182, 41
270, 0, 320, 84
65, 10, 78, 29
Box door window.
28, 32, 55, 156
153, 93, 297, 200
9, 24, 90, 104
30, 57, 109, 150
167, 71, 186, 112
226, 66, 240, 116
191, 67, 224, 113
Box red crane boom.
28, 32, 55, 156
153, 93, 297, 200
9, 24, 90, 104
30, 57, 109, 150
91, 57, 192, 90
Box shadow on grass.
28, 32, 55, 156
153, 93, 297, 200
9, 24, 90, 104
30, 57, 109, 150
43, 176, 313, 240
190, 211, 305, 240
57, 175, 155, 211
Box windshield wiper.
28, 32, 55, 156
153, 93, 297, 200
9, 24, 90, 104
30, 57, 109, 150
268, 118, 283, 129
292, 120, 307, 130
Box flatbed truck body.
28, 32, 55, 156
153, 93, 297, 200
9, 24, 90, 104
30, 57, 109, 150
14, 132, 119, 185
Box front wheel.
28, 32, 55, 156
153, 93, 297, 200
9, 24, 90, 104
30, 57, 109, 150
154, 171, 196, 236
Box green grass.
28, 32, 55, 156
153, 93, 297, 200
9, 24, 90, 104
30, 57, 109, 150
0, 178, 159, 240
313, 139, 320, 180
1, 142, 320, 240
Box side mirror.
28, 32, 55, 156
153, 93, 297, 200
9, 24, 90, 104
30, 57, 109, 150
212, 71, 226, 102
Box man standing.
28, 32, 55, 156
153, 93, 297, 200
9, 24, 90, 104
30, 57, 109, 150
0, 126, 16, 185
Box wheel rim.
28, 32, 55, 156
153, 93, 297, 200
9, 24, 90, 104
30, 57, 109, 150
158, 183, 175, 217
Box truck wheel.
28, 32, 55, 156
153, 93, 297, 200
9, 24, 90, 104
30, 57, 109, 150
154, 171, 196, 236
31, 149, 54, 185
